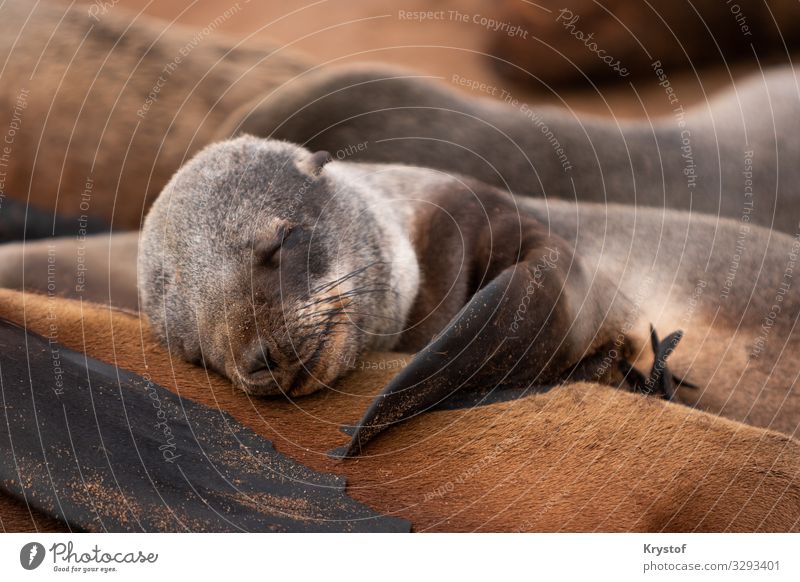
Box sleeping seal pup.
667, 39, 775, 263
138, 136, 800, 455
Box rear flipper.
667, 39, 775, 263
620, 325, 695, 400
0, 197, 109, 242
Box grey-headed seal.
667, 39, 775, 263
139, 136, 800, 457
223, 63, 800, 234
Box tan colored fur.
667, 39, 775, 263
0, 0, 308, 229
0, 289, 798, 532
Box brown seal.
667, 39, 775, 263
0, 0, 307, 229
4, 288, 800, 532
0, 232, 139, 310
486, 0, 800, 86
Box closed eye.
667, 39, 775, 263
254, 225, 295, 267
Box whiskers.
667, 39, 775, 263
285, 262, 400, 350
309, 261, 387, 296
245, 261, 401, 370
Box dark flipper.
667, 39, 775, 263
332, 274, 516, 459
621, 325, 689, 400
0, 317, 408, 532
0, 198, 109, 243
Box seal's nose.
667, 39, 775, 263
241, 343, 278, 379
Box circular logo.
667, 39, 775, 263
19, 542, 46, 570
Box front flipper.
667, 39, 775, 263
334, 242, 620, 458
333, 274, 517, 458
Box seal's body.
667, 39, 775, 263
227, 64, 800, 234
0, 232, 139, 309
0, 0, 307, 229
4, 288, 800, 533
4, 0, 799, 233
139, 137, 800, 455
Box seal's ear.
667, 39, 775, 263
296, 150, 333, 178
307, 150, 333, 176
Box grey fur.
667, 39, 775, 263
221, 64, 800, 234
138, 137, 418, 397
0, 233, 139, 309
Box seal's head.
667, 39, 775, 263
138, 136, 419, 396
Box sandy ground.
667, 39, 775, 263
69, 0, 768, 119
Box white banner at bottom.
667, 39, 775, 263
1, 533, 797, 580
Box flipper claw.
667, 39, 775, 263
622, 325, 686, 401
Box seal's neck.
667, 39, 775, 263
324, 162, 425, 351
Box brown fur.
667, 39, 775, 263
489, 0, 800, 86
0, 0, 308, 229
0, 495, 70, 533
1, 288, 798, 532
